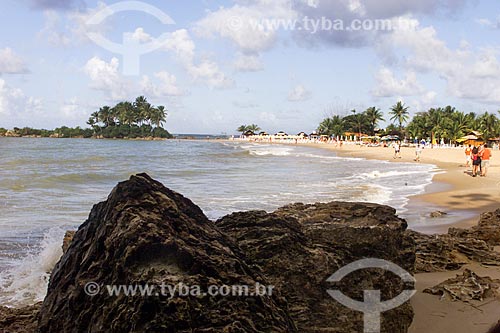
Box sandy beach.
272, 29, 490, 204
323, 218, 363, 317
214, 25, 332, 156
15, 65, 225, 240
238, 139, 500, 333
298, 143, 500, 233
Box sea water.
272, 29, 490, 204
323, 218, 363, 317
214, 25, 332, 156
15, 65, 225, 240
0, 138, 439, 306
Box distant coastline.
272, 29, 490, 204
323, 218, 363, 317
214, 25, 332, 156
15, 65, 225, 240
0, 131, 229, 140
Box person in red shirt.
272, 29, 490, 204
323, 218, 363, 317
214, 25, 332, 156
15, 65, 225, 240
480, 144, 492, 177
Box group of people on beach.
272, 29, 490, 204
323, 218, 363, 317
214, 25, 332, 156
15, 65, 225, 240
465, 143, 491, 177
392, 141, 423, 161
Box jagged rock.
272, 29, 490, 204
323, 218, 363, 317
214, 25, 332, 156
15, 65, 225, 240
408, 211, 500, 273
449, 209, 500, 246
38, 173, 296, 332
62, 230, 75, 254
423, 269, 500, 302
429, 211, 447, 218
218, 202, 415, 333
0, 303, 40, 333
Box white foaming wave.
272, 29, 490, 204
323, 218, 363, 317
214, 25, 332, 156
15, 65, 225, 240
355, 184, 393, 206
297, 153, 364, 161
248, 147, 293, 156
0, 227, 65, 307
357, 169, 428, 180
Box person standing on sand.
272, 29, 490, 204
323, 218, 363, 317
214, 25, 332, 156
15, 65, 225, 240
471, 145, 481, 177
414, 144, 422, 162
393, 142, 401, 159
480, 143, 492, 177
465, 145, 472, 168
478, 144, 484, 174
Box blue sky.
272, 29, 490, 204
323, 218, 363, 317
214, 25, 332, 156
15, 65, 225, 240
1, 0, 500, 134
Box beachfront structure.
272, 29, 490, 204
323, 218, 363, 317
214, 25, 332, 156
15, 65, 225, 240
457, 131, 484, 146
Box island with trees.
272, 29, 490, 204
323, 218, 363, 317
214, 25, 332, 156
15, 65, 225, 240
0, 96, 173, 139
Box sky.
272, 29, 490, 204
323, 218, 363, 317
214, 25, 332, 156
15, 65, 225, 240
1, 0, 500, 134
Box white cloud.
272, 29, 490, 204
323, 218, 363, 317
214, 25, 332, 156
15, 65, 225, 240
233, 54, 264, 72
0, 48, 28, 74
59, 97, 89, 121
288, 84, 312, 102
83, 57, 130, 100
141, 71, 184, 97
0, 79, 43, 122
377, 16, 500, 103
38, 10, 71, 46
372, 67, 424, 97
164, 29, 233, 88
38, 4, 108, 47
129, 27, 152, 43
194, 0, 295, 53
476, 17, 500, 29
259, 112, 277, 123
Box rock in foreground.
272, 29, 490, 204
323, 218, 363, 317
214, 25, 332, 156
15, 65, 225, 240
218, 202, 415, 333
423, 269, 500, 302
31, 174, 418, 332
38, 173, 295, 332
0, 303, 40, 333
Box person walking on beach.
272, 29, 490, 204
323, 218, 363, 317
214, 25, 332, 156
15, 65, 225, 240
471, 145, 481, 177
393, 142, 401, 159
480, 143, 492, 177
465, 145, 472, 168
478, 144, 484, 175
414, 144, 422, 162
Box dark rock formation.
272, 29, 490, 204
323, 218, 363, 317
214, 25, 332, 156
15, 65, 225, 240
38, 173, 295, 332
0, 303, 40, 333
429, 211, 447, 218
423, 269, 500, 302
218, 202, 415, 333
408, 211, 500, 273
449, 209, 500, 246
62, 230, 75, 254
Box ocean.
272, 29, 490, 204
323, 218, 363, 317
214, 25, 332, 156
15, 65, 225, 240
0, 138, 458, 307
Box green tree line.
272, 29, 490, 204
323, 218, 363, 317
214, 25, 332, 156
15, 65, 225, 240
317, 101, 500, 143
0, 96, 172, 139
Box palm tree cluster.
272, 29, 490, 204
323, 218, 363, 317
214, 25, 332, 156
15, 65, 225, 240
87, 96, 171, 139
407, 106, 500, 144
318, 101, 500, 144
318, 106, 385, 137
237, 124, 261, 134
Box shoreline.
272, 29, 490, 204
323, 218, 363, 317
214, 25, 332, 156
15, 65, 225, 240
232, 139, 500, 234
315, 143, 500, 230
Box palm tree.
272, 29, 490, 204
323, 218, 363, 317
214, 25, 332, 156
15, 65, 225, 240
149, 106, 167, 128
365, 106, 384, 135
98, 106, 114, 127
479, 112, 499, 140
114, 101, 133, 125
140, 102, 155, 126
446, 122, 463, 145
134, 96, 148, 125
153, 105, 167, 128
246, 124, 261, 133
237, 125, 248, 134
389, 101, 410, 131
426, 108, 444, 145
318, 115, 345, 137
